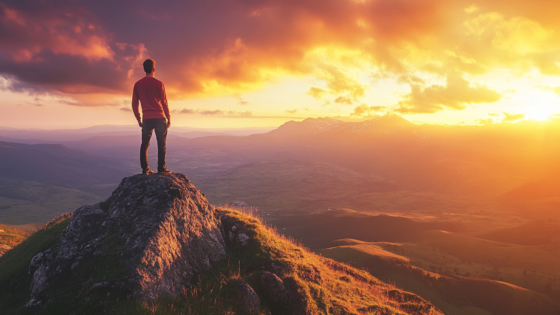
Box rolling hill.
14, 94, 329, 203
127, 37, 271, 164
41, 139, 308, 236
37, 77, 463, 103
478, 219, 560, 245
313, 228, 560, 314
197, 159, 402, 213
320, 240, 559, 315
499, 175, 560, 219
271, 208, 464, 248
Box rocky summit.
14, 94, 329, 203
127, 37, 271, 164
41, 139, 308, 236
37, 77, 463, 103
27, 173, 226, 306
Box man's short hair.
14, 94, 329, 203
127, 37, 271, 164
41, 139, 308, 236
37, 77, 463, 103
143, 59, 155, 73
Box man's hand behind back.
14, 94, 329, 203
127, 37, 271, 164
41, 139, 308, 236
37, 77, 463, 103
138, 120, 143, 128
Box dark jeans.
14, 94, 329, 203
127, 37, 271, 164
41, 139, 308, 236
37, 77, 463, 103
140, 118, 167, 171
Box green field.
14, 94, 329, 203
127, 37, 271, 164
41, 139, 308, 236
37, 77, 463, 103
0, 178, 102, 225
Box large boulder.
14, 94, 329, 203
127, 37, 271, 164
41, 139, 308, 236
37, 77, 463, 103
27, 173, 226, 305
236, 282, 260, 313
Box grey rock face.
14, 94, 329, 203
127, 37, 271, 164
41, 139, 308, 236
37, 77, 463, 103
236, 233, 250, 246
221, 217, 252, 248
260, 272, 308, 315
261, 271, 289, 305
28, 173, 226, 304
236, 282, 260, 313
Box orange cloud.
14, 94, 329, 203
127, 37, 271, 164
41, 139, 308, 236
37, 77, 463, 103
396, 73, 502, 113
502, 112, 525, 123
352, 104, 387, 116
307, 87, 327, 99
0, 4, 113, 62
306, 63, 366, 104
475, 118, 494, 125
0, 3, 146, 98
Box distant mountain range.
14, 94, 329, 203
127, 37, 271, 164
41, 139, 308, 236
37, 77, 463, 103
3, 115, 560, 218
0, 125, 274, 143
5, 114, 558, 197
270, 114, 415, 136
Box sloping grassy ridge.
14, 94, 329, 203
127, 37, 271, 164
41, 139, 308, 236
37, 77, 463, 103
0, 209, 442, 314
0, 224, 28, 256
0, 215, 71, 313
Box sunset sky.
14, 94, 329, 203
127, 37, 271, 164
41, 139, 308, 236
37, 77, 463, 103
1, 0, 560, 129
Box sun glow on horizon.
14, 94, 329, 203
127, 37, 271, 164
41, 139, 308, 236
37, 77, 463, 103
525, 108, 554, 121
516, 91, 560, 121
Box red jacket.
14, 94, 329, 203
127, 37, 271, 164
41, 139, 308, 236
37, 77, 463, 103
132, 77, 170, 121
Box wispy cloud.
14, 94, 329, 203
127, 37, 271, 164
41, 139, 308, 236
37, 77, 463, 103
176, 108, 252, 117
502, 112, 525, 123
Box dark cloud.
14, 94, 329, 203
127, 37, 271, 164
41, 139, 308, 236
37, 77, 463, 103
0, 2, 147, 100
286, 109, 298, 114
0, 50, 136, 94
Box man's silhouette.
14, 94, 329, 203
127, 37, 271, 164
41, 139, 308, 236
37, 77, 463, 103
132, 59, 171, 175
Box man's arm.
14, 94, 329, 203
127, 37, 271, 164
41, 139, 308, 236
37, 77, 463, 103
161, 83, 171, 128
132, 84, 142, 127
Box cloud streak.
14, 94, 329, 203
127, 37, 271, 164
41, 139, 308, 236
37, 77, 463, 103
176, 108, 252, 117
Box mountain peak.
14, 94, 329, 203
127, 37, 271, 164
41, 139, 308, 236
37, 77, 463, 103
273, 114, 414, 136
373, 113, 415, 127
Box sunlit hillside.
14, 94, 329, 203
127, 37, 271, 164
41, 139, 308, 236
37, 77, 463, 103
0, 224, 27, 256
0, 209, 442, 315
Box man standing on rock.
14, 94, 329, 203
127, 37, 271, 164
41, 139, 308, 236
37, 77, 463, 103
132, 59, 171, 175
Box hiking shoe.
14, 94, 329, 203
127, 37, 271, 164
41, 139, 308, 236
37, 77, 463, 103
142, 168, 154, 175
158, 167, 171, 174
